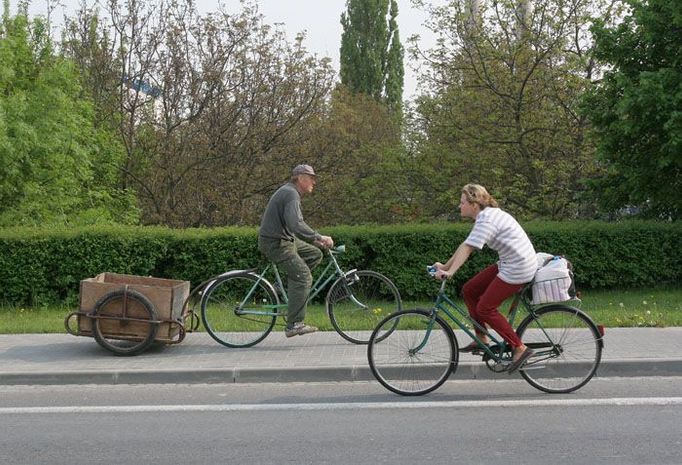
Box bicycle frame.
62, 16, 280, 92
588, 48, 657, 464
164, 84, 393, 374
421, 279, 561, 363
235, 247, 354, 316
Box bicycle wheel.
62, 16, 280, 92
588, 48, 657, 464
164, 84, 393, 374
92, 289, 159, 356
368, 309, 457, 396
516, 305, 603, 393
326, 270, 401, 344
201, 272, 278, 348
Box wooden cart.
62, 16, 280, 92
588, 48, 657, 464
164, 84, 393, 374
65, 273, 191, 356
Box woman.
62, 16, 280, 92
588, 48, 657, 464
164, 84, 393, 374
434, 184, 537, 374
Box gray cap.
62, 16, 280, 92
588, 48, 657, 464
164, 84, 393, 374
292, 164, 316, 176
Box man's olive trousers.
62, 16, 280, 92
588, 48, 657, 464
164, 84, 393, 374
258, 236, 323, 328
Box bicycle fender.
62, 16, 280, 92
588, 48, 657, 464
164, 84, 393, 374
201, 270, 278, 306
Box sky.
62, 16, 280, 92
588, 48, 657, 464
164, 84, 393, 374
8, 0, 443, 99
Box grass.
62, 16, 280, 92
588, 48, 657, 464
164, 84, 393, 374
407, 286, 682, 329
577, 287, 682, 328
1, 286, 680, 334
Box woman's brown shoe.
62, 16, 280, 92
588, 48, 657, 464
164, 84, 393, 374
507, 347, 534, 374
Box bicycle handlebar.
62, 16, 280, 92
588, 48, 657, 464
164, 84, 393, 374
329, 244, 346, 254
427, 264, 448, 292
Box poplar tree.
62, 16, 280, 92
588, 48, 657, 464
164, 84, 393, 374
340, 0, 404, 113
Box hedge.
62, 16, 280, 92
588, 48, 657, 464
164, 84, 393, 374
0, 221, 679, 305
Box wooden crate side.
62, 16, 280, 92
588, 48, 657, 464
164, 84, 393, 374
172, 282, 191, 319
78, 274, 191, 343
95, 294, 159, 340
155, 282, 191, 342
77, 279, 94, 335
97, 272, 188, 289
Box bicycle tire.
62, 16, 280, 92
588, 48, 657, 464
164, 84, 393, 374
516, 304, 603, 393
201, 272, 278, 348
367, 309, 458, 396
326, 270, 401, 344
92, 289, 159, 356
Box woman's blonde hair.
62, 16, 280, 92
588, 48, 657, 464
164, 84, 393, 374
462, 184, 498, 209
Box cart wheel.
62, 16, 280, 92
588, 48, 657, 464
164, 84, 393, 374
92, 289, 159, 356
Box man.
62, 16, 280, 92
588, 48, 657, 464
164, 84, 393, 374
258, 164, 334, 337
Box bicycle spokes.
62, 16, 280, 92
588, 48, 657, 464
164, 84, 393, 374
368, 310, 456, 396
327, 270, 401, 345
201, 273, 277, 348
516, 305, 602, 393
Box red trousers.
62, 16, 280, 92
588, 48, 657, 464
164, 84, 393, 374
462, 264, 523, 348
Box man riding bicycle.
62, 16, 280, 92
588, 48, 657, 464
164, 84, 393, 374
258, 164, 334, 338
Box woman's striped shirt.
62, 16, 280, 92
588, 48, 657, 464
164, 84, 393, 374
464, 207, 537, 284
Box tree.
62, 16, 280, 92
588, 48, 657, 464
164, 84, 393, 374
62, 0, 336, 227
0, 11, 138, 226
298, 86, 408, 226
406, 0, 615, 220
340, 0, 404, 114
583, 0, 682, 219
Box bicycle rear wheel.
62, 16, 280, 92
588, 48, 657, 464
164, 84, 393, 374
367, 309, 457, 396
201, 272, 278, 348
326, 270, 401, 344
516, 305, 603, 393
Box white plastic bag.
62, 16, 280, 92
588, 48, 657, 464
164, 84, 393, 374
532, 255, 573, 304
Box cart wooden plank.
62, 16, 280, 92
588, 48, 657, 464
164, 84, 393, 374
78, 272, 190, 343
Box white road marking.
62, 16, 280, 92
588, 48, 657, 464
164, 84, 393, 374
2, 397, 682, 414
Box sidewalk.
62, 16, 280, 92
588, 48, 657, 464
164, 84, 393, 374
1, 328, 680, 386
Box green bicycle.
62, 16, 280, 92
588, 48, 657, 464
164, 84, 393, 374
367, 268, 604, 396
199, 245, 401, 347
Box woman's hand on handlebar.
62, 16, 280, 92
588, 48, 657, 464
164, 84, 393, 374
427, 262, 451, 280
434, 268, 452, 281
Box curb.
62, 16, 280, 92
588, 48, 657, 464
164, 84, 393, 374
1, 359, 680, 386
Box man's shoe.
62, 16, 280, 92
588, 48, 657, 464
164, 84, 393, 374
285, 322, 318, 338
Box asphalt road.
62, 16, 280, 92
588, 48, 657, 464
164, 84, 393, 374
1, 377, 681, 465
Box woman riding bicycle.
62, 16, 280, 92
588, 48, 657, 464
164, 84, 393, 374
433, 184, 536, 374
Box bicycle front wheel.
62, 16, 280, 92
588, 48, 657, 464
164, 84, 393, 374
201, 272, 278, 348
368, 309, 457, 396
326, 270, 401, 344
516, 305, 603, 393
